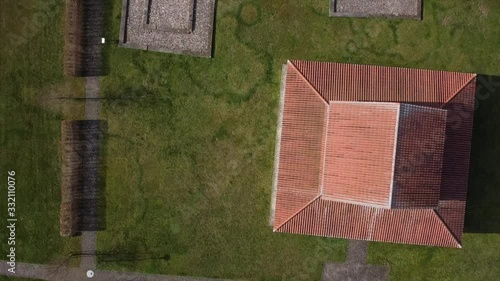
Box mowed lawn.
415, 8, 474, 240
1, 0, 500, 280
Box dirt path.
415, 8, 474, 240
84, 77, 101, 120
322, 240, 389, 281
347, 240, 368, 264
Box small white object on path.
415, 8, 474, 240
87, 270, 95, 278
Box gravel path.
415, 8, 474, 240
79, 76, 101, 271
84, 77, 101, 120
322, 240, 389, 281
1, 261, 231, 281
322, 262, 389, 281
347, 240, 368, 264
80, 232, 97, 269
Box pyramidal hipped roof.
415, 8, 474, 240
271, 60, 476, 248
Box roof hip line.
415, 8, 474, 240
288, 61, 328, 104
319, 105, 331, 196
433, 210, 462, 248
388, 105, 401, 208
441, 75, 477, 107
274, 195, 322, 232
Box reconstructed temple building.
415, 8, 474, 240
271, 61, 476, 248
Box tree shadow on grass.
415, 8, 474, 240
464, 74, 500, 234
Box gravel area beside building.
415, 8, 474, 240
79, 77, 101, 271
119, 0, 216, 57
269, 64, 288, 226
322, 263, 390, 281
80, 232, 97, 269
84, 77, 100, 120
330, 0, 422, 19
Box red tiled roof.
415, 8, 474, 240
277, 198, 460, 248
291, 60, 474, 105
272, 60, 476, 248
273, 65, 328, 228
391, 104, 447, 209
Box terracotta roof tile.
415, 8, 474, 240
436, 200, 467, 241
272, 60, 476, 247
277, 199, 459, 247
437, 78, 476, 242
273, 64, 328, 228
290, 60, 475, 105
391, 104, 447, 209
440, 79, 476, 202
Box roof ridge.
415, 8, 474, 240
319, 105, 331, 195
368, 208, 382, 240
388, 104, 401, 208
287, 61, 328, 105
442, 75, 477, 107
432, 209, 462, 248
274, 195, 322, 232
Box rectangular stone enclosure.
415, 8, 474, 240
119, 0, 216, 57
330, 0, 422, 19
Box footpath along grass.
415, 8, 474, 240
1, 0, 500, 280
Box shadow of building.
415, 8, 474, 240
464, 74, 500, 234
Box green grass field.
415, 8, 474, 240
0, 0, 81, 272
1, 0, 500, 280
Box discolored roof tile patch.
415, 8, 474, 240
391, 104, 447, 209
